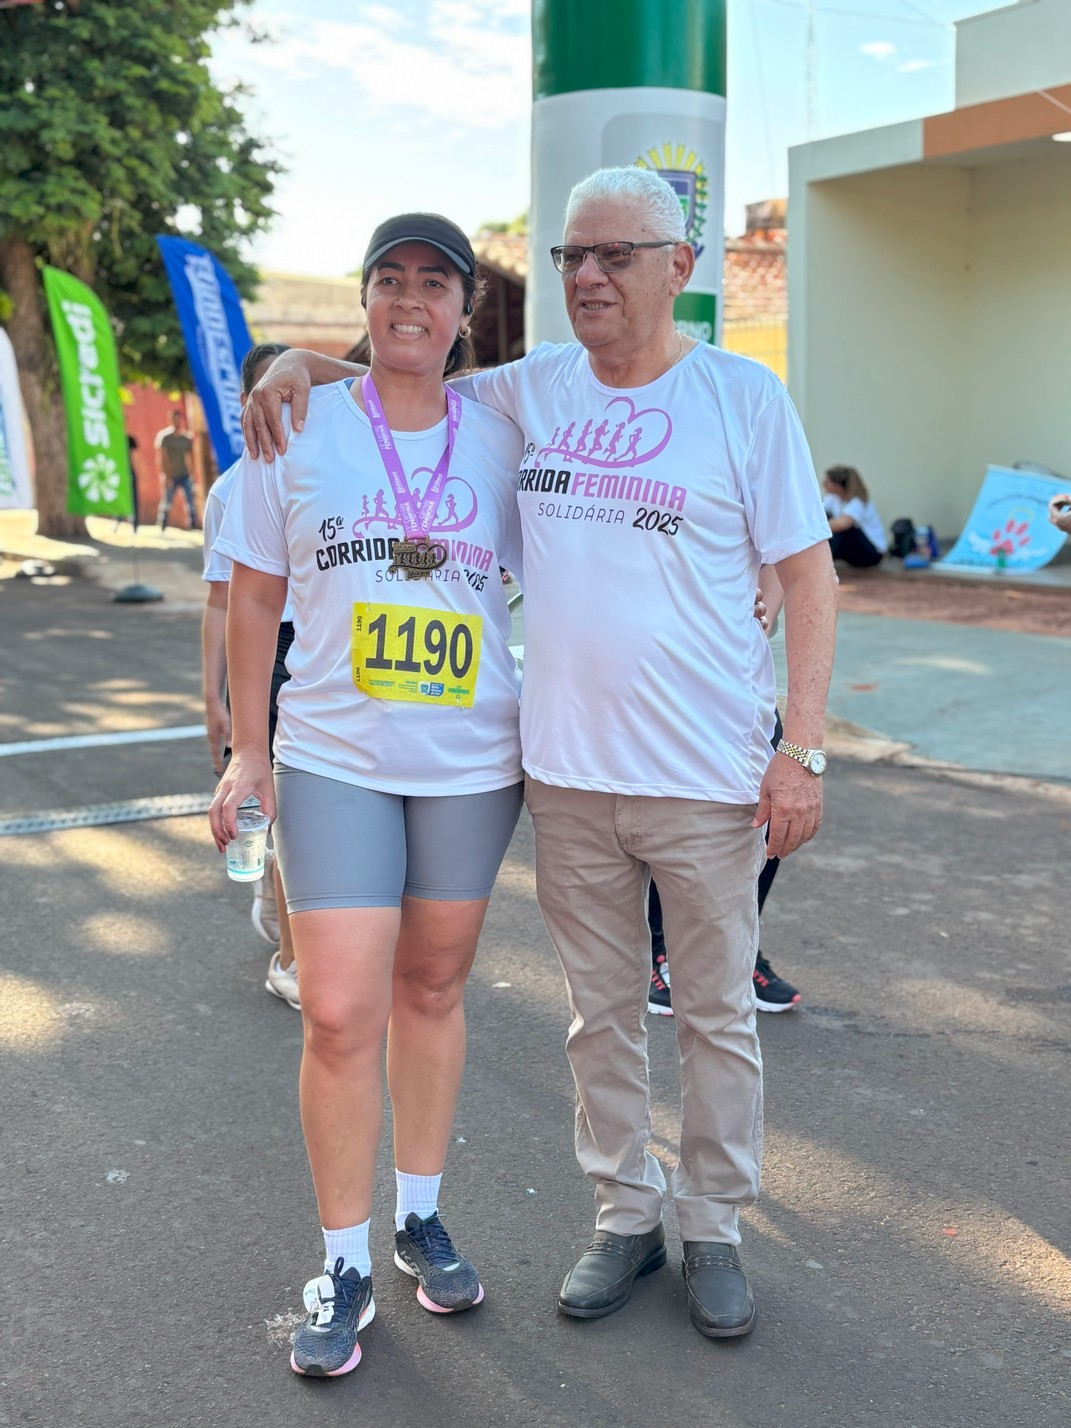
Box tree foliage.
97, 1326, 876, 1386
478, 212, 529, 237
0, 0, 279, 388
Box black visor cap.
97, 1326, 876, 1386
363, 213, 476, 280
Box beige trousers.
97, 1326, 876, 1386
525, 778, 765, 1244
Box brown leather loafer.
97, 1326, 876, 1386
557, 1225, 666, 1319
681, 1241, 757, 1338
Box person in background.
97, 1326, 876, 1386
155, 407, 199, 530
649, 829, 797, 1015
1048, 491, 1071, 535
823, 464, 886, 567
125, 433, 143, 528
202, 342, 298, 1010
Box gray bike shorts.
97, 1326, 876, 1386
273, 764, 524, 912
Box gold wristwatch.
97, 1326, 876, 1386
775, 739, 827, 776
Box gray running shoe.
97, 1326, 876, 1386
290, 1259, 375, 1377
394, 1212, 484, 1313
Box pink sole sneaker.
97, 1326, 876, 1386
290, 1341, 362, 1377
415, 1282, 485, 1315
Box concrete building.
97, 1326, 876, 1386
245, 271, 366, 359
788, 0, 1071, 538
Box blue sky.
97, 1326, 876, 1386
211, 0, 1011, 277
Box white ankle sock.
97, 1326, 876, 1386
322, 1220, 371, 1278
395, 1170, 442, 1231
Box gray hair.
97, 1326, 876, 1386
564, 166, 687, 241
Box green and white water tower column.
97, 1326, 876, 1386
529, 0, 727, 347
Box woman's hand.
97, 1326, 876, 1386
208, 751, 276, 852
205, 697, 232, 778
753, 588, 768, 632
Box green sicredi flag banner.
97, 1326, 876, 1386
43, 267, 133, 518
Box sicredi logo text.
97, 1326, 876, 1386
60, 300, 109, 447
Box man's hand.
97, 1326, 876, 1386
752, 752, 823, 860
1048, 492, 1071, 535
242, 349, 365, 460
242, 351, 314, 460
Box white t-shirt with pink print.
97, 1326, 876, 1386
214, 380, 525, 796
456, 341, 830, 804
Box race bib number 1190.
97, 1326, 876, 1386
351, 602, 483, 707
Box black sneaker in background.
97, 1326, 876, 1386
649, 952, 673, 1017
752, 954, 801, 1013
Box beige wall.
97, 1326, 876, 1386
960, 155, 1071, 490
956, 0, 1071, 107
790, 149, 1071, 539
790, 164, 972, 536
788, 0, 1071, 542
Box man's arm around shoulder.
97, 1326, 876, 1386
243, 349, 363, 460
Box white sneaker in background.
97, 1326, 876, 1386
251, 845, 280, 945
265, 951, 300, 1011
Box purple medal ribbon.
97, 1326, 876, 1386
361, 373, 462, 541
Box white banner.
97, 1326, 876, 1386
529, 88, 726, 347
0, 329, 33, 510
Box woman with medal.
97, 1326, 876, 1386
208, 214, 524, 1377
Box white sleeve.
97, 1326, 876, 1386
452, 358, 526, 424
201, 492, 232, 583
739, 389, 833, 566
841, 497, 867, 526
213, 454, 289, 579
201, 463, 239, 582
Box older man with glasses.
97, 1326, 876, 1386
242, 166, 837, 1342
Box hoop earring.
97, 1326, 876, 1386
459, 324, 471, 339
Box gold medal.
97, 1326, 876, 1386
388, 538, 449, 580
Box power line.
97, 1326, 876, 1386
760, 0, 951, 28
893, 0, 950, 27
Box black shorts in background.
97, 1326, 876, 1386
221, 620, 295, 773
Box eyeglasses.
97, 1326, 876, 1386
549, 241, 677, 275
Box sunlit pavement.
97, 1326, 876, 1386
1, 533, 1068, 1428
773, 616, 1071, 786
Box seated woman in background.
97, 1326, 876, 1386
822, 464, 887, 567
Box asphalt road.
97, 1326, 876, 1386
1, 541, 1068, 1428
